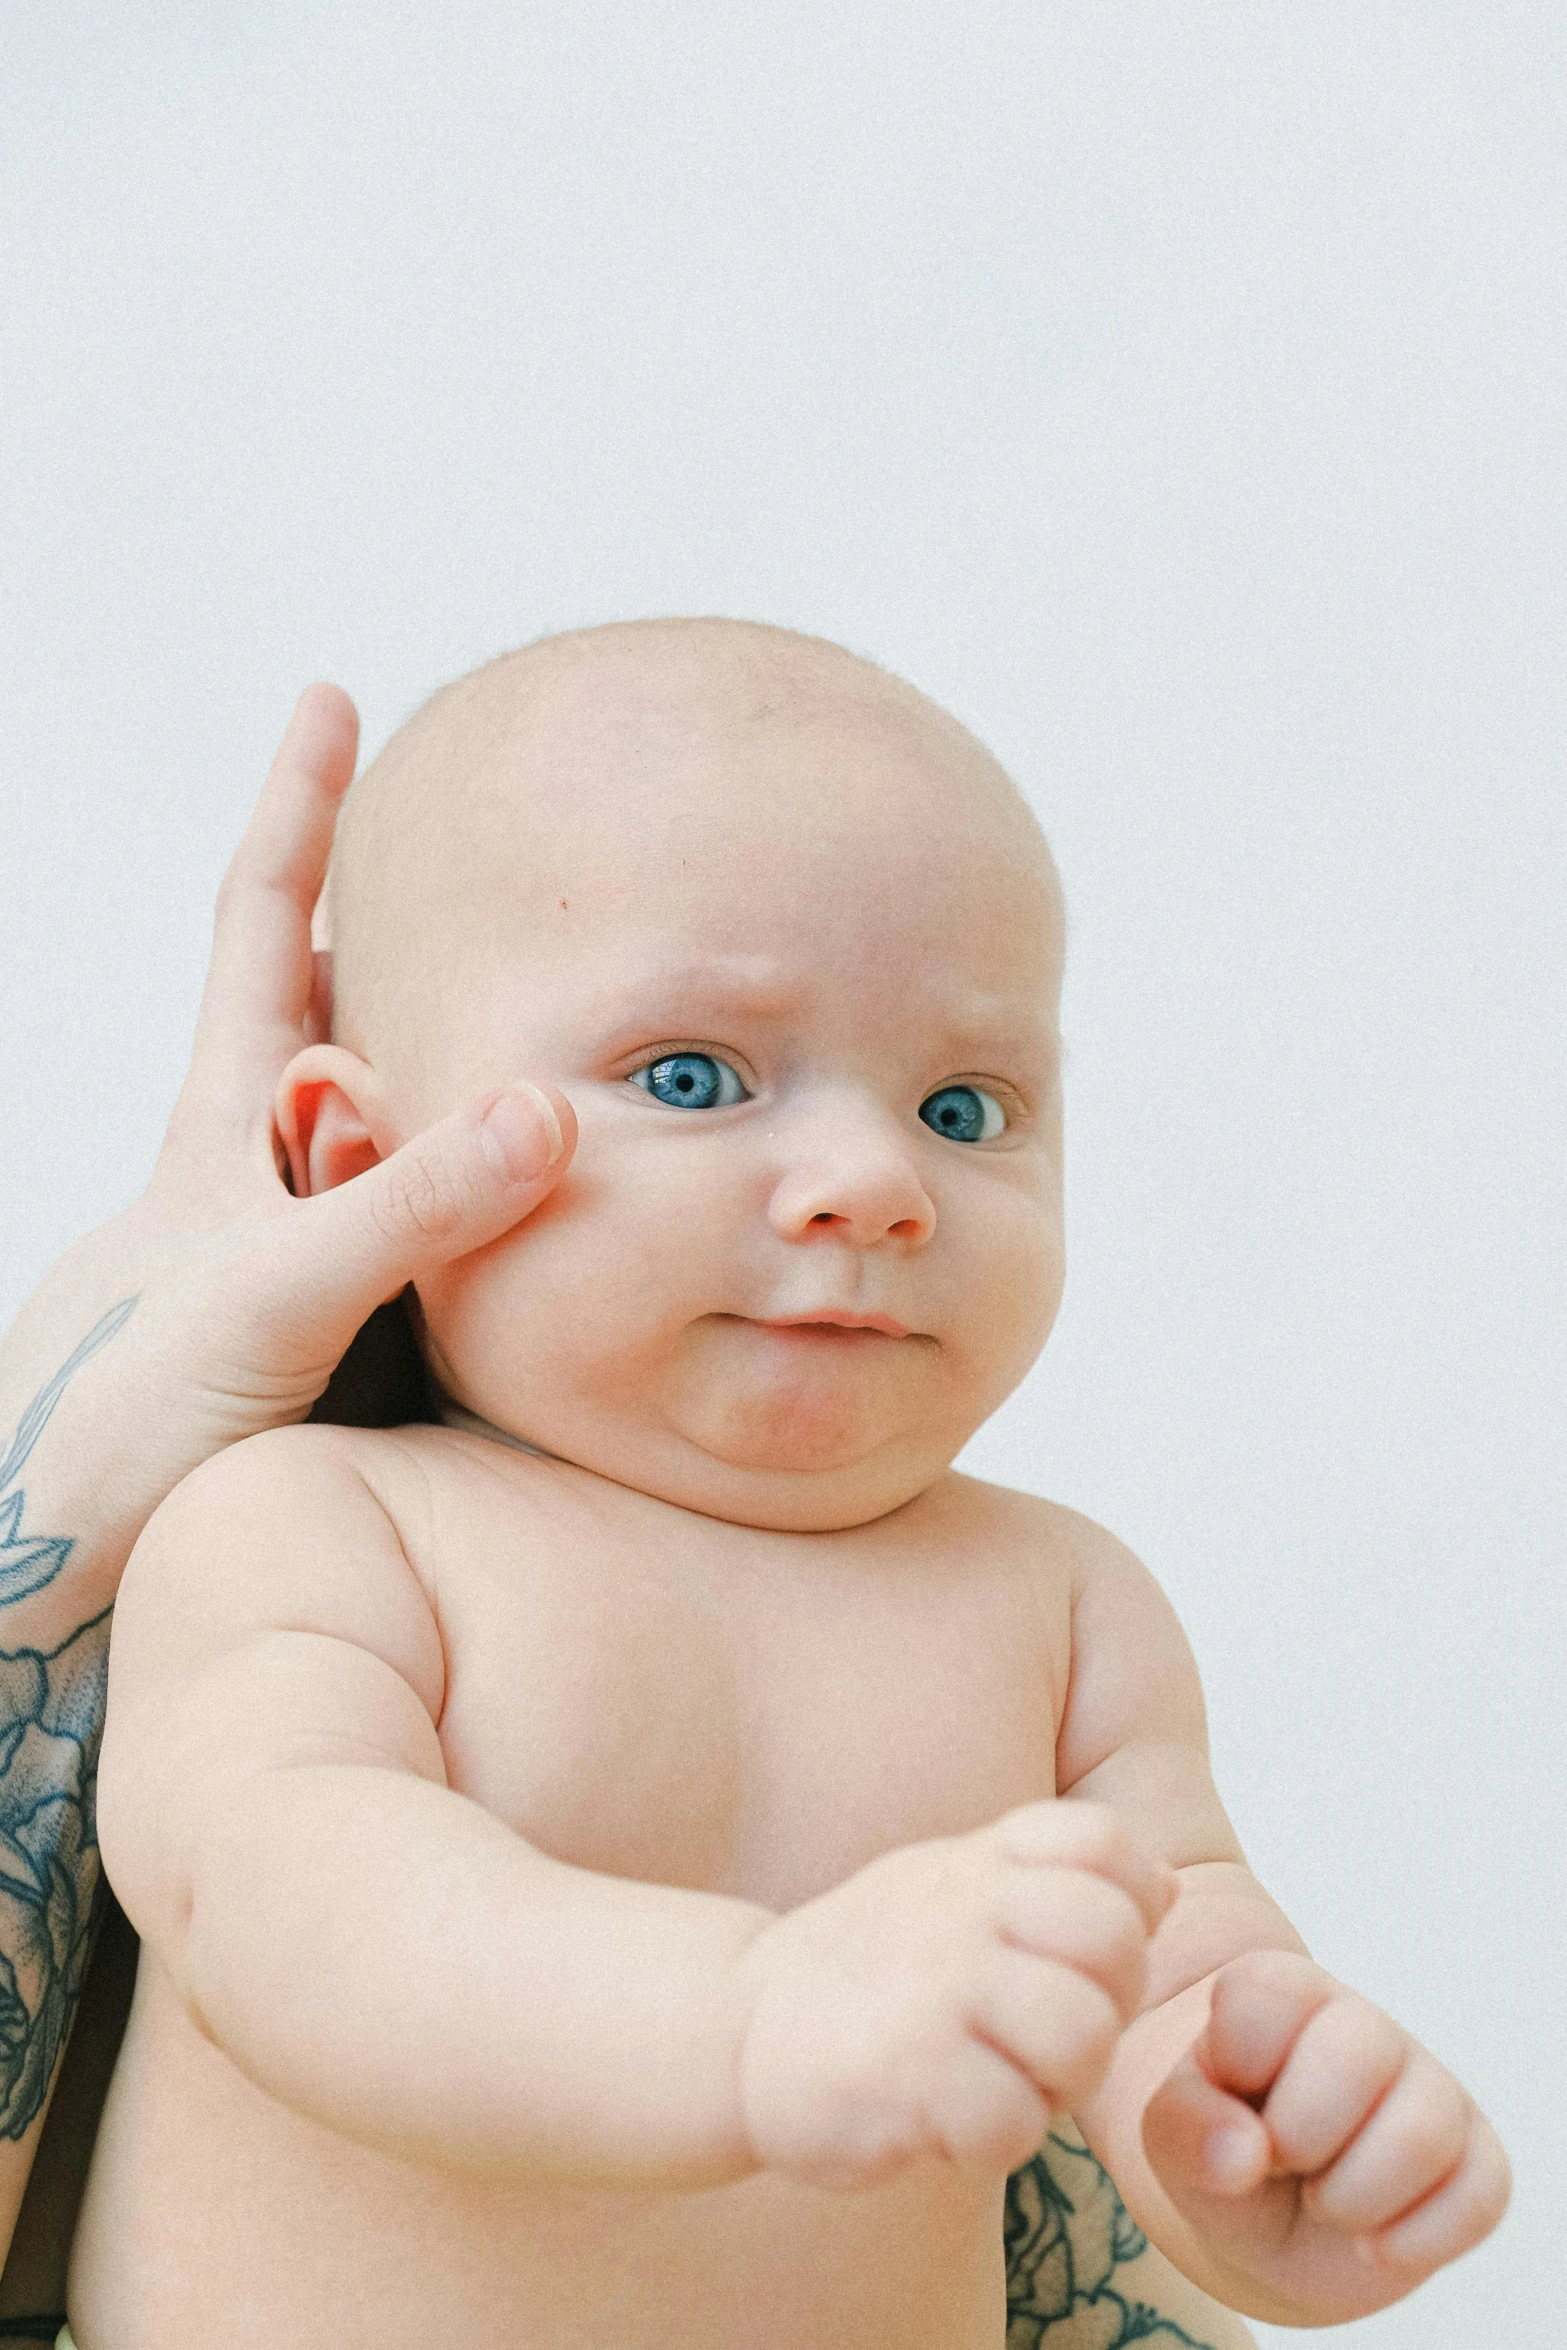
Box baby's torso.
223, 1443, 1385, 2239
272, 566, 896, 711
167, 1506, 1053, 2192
73, 1426, 1075, 2350
420, 1426, 1067, 1907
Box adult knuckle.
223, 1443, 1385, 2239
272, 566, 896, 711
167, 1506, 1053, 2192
378, 1153, 463, 1246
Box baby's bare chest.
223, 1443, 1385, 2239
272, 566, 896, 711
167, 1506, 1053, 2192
408, 1452, 1066, 1912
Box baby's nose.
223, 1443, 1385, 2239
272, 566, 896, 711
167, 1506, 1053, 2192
766, 1111, 936, 1250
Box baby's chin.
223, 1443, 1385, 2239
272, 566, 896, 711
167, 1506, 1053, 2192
423, 1322, 970, 1530
448, 1383, 958, 1532
580, 1418, 955, 1534
618, 1336, 967, 1528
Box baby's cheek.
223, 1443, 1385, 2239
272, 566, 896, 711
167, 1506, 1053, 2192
446, 1195, 686, 1402
413, 1223, 572, 1392
962, 1213, 1062, 1395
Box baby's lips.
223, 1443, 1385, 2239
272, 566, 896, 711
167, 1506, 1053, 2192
750, 1310, 913, 1338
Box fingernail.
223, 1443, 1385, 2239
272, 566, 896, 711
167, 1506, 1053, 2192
478, 1085, 565, 1178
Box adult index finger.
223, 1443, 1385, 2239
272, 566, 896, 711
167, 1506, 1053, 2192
192, 685, 360, 1067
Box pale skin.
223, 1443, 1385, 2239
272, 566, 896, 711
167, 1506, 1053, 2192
0, 687, 581, 2331
0, 665, 1240, 2347
69, 626, 1506, 2346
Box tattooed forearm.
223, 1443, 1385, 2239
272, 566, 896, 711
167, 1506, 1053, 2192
0, 1300, 138, 1607
1006, 2131, 1218, 2348
0, 1610, 109, 2138
0, 1304, 138, 2142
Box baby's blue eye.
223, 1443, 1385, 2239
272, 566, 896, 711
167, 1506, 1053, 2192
919, 1085, 1006, 1143
631, 1053, 749, 1110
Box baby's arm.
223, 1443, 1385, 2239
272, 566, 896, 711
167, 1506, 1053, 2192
1054, 1514, 1510, 2325
99, 1432, 1165, 2197
98, 1427, 778, 2188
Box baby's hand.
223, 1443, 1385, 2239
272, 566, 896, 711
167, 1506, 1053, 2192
1142, 1950, 1510, 2322
734, 1801, 1175, 2190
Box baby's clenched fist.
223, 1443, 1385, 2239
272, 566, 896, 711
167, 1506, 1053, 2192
1142, 1950, 1511, 2322
733, 1800, 1175, 2190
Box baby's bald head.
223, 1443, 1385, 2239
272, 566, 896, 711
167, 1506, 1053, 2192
329, 618, 1062, 1091
311, 619, 1069, 1526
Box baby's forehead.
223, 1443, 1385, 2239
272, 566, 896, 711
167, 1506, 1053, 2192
478, 649, 1029, 869
331, 623, 1061, 1055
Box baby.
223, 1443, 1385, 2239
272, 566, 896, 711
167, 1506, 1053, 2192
71, 621, 1507, 2347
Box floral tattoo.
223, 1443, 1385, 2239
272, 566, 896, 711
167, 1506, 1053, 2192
0, 1299, 136, 2139
0, 1300, 137, 1607
1006, 2130, 1218, 2347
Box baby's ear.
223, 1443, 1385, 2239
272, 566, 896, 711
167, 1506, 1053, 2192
275, 1045, 394, 1197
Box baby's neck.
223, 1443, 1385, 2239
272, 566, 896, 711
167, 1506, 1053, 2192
430, 1392, 560, 1463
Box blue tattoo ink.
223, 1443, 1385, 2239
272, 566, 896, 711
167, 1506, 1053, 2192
0, 1300, 137, 1607
0, 1302, 138, 2142
0, 1610, 110, 2139
1006, 2133, 1217, 2347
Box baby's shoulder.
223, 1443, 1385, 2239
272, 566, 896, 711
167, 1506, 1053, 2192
935, 1471, 1146, 1600
123, 1420, 447, 1671
147, 1417, 432, 1538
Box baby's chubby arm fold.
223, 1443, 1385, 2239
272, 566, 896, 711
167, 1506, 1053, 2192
1054, 1516, 1509, 2324
97, 1428, 776, 2191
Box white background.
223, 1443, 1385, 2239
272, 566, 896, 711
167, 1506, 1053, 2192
3, 5, 1562, 2339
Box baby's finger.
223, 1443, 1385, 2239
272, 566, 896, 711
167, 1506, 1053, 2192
1142, 2043, 1273, 2201
1375, 2110, 1512, 2273
1260, 1993, 1407, 2178
1304, 2050, 1475, 2234
925, 2032, 1053, 2176
194, 685, 360, 1071
1201, 1949, 1336, 2101
993, 1870, 1152, 2022
972, 1948, 1124, 2113
994, 1801, 1177, 1936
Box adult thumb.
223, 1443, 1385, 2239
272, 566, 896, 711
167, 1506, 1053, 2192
275, 1083, 575, 1353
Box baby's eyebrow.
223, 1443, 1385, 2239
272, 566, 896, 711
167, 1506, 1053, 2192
570, 955, 815, 1034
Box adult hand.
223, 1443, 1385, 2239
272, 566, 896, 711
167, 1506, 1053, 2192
125, 681, 574, 1458
0, 683, 573, 2305
2, 684, 574, 1597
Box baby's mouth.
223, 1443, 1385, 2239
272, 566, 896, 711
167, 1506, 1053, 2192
742, 1311, 912, 1340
